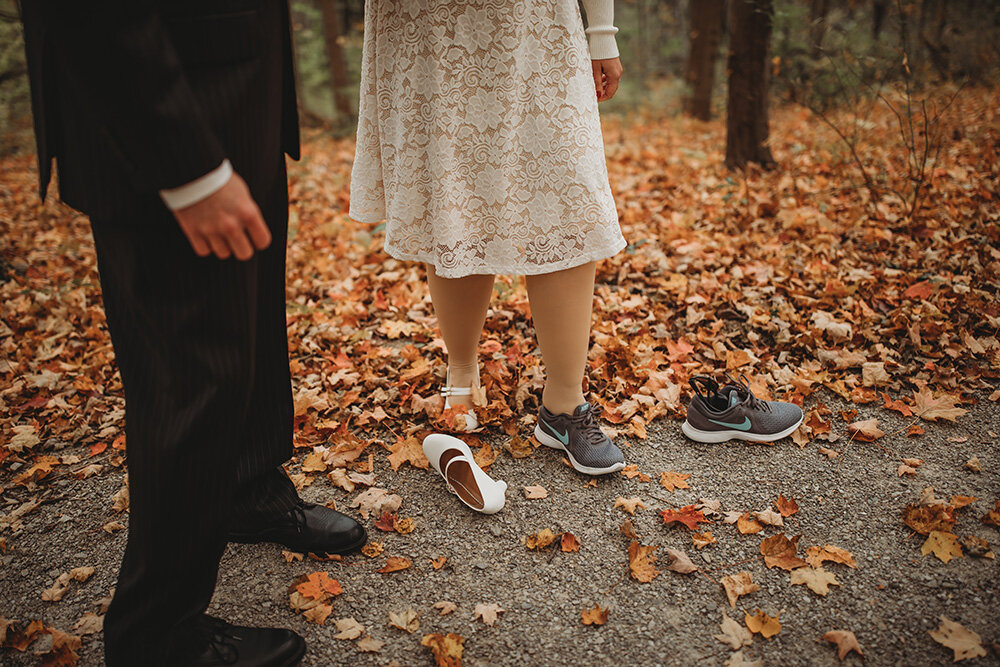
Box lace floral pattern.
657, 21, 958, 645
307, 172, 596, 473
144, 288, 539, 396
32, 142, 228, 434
349, 0, 626, 278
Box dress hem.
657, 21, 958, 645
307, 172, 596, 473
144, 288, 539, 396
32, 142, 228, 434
380, 238, 628, 279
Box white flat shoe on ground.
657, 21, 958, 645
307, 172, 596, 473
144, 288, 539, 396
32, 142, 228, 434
422, 433, 507, 514
440, 366, 481, 432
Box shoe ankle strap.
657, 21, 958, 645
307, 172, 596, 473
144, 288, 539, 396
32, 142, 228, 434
441, 386, 474, 397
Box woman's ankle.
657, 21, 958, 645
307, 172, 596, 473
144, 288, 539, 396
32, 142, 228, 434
541, 388, 586, 416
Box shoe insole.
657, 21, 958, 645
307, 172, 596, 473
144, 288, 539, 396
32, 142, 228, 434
444, 458, 484, 511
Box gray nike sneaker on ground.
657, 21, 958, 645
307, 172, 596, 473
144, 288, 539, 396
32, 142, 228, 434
535, 402, 626, 475
682, 374, 803, 443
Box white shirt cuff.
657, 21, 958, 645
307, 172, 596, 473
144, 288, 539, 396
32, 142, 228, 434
159, 159, 233, 211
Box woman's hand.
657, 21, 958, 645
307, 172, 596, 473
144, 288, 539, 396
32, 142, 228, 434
592, 57, 622, 102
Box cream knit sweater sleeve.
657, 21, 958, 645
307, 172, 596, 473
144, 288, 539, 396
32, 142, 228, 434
580, 0, 620, 60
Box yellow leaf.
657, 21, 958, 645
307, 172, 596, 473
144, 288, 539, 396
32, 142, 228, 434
921, 531, 963, 563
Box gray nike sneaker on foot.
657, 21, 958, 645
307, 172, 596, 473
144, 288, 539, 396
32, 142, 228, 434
682, 374, 803, 443
535, 402, 626, 475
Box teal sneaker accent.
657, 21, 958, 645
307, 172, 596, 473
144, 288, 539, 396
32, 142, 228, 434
707, 416, 752, 431
547, 424, 570, 446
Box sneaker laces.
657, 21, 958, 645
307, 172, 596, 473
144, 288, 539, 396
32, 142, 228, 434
724, 373, 772, 413
569, 404, 609, 448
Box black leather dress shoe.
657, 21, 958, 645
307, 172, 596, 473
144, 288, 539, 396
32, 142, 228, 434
168, 616, 305, 666
228, 500, 368, 555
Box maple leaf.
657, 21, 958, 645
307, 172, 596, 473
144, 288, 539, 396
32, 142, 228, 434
474, 442, 498, 471
960, 536, 994, 559
524, 528, 558, 550
614, 496, 646, 515
725, 650, 763, 667
818, 447, 839, 459
295, 572, 343, 601
745, 609, 781, 638
385, 436, 429, 471
361, 542, 384, 558
473, 603, 504, 627
660, 505, 710, 530
377, 557, 412, 573
823, 630, 864, 660
421, 632, 464, 667
627, 540, 660, 583
753, 508, 783, 527
374, 511, 397, 532
301, 448, 327, 473
697, 498, 722, 516
560, 532, 581, 553
507, 433, 533, 459
350, 487, 402, 519
949, 495, 977, 509
921, 531, 963, 563
775, 495, 799, 517
70, 613, 102, 637
429, 556, 448, 570
388, 609, 419, 634
964, 456, 981, 472
659, 471, 691, 492
929, 617, 987, 661
692, 531, 716, 549
523, 485, 548, 499
393, 516, 415, 534
715, 610, 753, 649
619, 519, 639, 540
356, 636, 384, 653
913, 388, 968, 422
902, 503, 956, 535
721, 571, 759, 608
760, 533, 807, 570
333, 617, 364, 640
847, 418, 884, 441
882, 392, 914, 416
664, 547, 697, 574
327, 468, 355, 492
898, 463, 918, 477
982, 501, 1000, 527
805, 545, 857, 569
736, 512, 764, 535
433, 601, 457, 615
791, 567, 840, 595
581, 605, 609, 626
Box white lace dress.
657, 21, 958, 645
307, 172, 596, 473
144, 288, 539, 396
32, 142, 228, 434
349, 0, 626, 279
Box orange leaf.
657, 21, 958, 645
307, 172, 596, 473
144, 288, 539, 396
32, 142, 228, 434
295, 572, 343, 601
775, 495, 799, 517
581, 605, 609, 626
660, 505, 710, 530
759, 533, 807, 570
627, 540, 659, 583
659, 471, 691, 492
377, 557, 412, 573
421, 633, 464, 667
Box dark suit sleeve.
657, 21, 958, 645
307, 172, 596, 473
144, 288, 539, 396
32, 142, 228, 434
41, 1, 227, 193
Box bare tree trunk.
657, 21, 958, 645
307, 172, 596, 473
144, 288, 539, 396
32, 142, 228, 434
809, 0, 830, 58
317, 0, 354, 122
873, 0, 889, 38
725, 0, 775, 168
684, 0, 726, 120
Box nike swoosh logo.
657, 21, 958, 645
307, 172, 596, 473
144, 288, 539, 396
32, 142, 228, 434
708, 417, 752, 431
548, 424, 570, 445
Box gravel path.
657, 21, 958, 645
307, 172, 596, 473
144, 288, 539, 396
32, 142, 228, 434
2, 390, 998, 666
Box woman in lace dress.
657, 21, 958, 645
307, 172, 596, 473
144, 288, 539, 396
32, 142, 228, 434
350, 0, 627, 475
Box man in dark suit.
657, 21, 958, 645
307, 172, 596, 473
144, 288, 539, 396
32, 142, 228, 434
21, 1, 367, 664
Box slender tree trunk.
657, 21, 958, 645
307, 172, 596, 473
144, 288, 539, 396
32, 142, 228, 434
317, 0, 354, 122
809, 0, 830, 58
873, 0, 889, 38
684, 0, 726, 120
725, 0, 775, 168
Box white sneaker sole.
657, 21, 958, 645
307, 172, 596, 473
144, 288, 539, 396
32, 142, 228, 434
533, 425, 626, 476
681, 416, 804, 444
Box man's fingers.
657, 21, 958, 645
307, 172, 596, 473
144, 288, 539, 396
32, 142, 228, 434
227, 230, 255, 261
182, 228, 213, 257
207, 234, 232, 260
604, 78, 619, 101
244, 210, 272, 251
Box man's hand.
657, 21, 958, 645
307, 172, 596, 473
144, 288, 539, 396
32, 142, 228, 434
592, 57, 623, 102
173, 173, 271, 260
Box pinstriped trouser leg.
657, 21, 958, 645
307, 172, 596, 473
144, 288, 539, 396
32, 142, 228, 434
94, 167, 292, 665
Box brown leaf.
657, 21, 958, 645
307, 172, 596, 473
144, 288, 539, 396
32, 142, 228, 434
70, 613, 103, 637
929, 617, 987, 661
619, 519, 639, 540
361, 542, 384, 558
664, 547, 698, 574
753, 508, 784, 527
507, 433, 533, 459
581, 605, 609, 626
902, 503, 956, 535
388, 609, 419, 634
692, 531, 716, 549
524, 528, 558, 551
759, 533, 806, 570
523, 485, 548, 499
376, 557, 412, 573
964, 456, 981, 472
949, 495, 977, 509
981, 501, 1000, 527
823, 630, 864, 660
744, 609, 781, 638
627, 540, 659, 583
386, 436, 429, 471
433, 601, 457, 615
613, 496, 646, 515
715, 610, 753, 649
560, 532, 581, 553
775, 495, 799, 517
914, 388, 968, 422
295, 572, 343, 601
473, 602, 504, 627
818, 447, 840, 459
736, 512, 764, 535
429, 556, 448, 570
659, 471, 691, 492
921, 531, 963, 563
790, 566, 840, 595
421, 633, 464, 667
847, 418, 884, 441
355, 636, 384, 653
805, 545, 858, 569
720, 571, 759, 608
333, 617, 364, 640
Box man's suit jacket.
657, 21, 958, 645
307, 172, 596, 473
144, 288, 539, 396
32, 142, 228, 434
21, 0, 300, 220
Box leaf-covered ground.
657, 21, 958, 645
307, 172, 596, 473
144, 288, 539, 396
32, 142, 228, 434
1, 86, 998, 665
